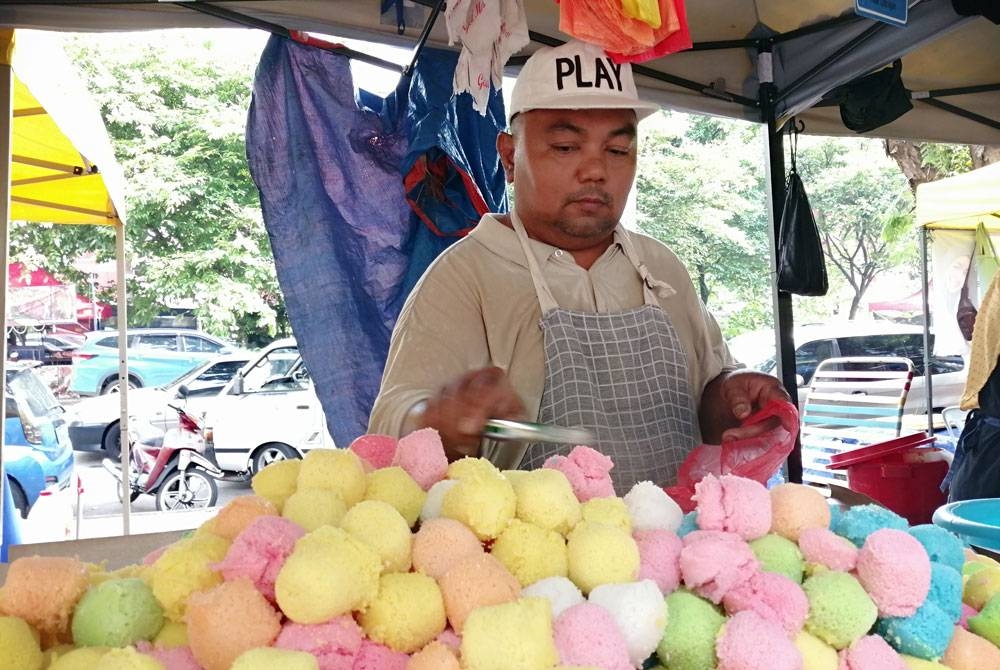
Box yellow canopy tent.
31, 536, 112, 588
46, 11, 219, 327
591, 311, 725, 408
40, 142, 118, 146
0, 28, 135, 536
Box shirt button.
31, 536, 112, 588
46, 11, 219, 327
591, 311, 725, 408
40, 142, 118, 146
554, 249, 563, 257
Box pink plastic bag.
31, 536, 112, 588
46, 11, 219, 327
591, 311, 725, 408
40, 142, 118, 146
665, 399, 800, 512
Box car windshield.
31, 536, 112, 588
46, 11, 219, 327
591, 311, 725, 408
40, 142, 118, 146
157, 361, 207, 390
7, 369, 62, 416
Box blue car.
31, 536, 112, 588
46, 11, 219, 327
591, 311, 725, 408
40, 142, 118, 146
70, 328, 239, 396
4, 362, 75, 517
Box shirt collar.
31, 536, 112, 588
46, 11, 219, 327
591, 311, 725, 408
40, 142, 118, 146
470, 213, 627, 268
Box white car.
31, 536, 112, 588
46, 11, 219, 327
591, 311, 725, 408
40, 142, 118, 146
201, 338, 336, 474
727, 322, 968, 414
66, 352, 252, 460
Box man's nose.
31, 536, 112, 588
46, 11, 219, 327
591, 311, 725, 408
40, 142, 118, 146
576, 149, 608, 182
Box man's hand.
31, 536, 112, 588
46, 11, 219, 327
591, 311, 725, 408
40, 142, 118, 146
699, 369, 792, 444
419, 366, 526, 461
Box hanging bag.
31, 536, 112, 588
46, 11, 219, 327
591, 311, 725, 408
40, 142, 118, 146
777, 121, 829, 296
957, 223, 999, 341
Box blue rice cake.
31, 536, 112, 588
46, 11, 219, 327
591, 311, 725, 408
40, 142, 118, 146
925, 562, 963, 624
832, 504, 908, 548
909, 524, 966, 574
877, 599, 955, 660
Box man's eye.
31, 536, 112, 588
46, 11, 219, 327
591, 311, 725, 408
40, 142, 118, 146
552, 144, 577, 153
608, 147, 632, 156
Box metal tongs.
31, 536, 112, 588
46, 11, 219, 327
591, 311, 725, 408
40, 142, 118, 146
482, 419, 595, 445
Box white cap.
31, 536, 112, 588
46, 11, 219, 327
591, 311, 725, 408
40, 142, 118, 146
508, 40, 659, 123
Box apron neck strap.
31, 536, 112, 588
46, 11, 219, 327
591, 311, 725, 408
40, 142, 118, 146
511, 211, 673, 311
511, 212, 560, 313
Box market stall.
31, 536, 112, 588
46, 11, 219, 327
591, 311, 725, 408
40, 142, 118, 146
0, 3, 998, 666
1, 2, 999, 485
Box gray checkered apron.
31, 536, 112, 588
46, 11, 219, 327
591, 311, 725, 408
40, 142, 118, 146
511, 215, 697, 493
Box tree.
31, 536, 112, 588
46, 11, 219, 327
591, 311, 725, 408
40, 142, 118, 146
10, 32, 286, 345
884, 140, 1000, 192
800, 139, 914, 319
636, 114, 772, 335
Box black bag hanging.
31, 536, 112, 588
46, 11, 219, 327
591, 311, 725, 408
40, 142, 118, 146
777, 121, 829, 296
833, 60, 913, 134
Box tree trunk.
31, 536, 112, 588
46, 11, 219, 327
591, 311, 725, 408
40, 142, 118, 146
883, 140, 943, 193
848, 292, 862, 320
971, 144, 1000, 169
696, 265, 709, 305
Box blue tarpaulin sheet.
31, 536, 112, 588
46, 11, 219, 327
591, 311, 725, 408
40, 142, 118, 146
246, 35, 506, 446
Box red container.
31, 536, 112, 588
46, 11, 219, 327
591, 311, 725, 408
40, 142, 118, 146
827, 433, 949, 525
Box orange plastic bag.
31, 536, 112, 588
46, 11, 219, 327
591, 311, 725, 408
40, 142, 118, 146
665, 399, 800, 512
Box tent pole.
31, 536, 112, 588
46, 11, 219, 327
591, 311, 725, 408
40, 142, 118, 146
759, 47, 802, 483
402, 0, 443, 77
0, 30, 14, 551
920, 225, 934, 435
116, 220, 130, 535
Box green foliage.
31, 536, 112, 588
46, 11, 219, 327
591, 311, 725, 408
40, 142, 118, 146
636, 113, 771, 335
10, 31, 285, 345
920, 143, 972, 176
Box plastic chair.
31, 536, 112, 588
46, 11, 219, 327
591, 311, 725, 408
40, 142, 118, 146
941, 405, 968, 440
799, 356, 915, 487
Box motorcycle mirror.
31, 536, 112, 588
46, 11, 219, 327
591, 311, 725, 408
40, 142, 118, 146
231, 372, 244, 395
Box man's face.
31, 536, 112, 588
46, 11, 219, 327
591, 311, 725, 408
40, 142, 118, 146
498, 108, 638, 250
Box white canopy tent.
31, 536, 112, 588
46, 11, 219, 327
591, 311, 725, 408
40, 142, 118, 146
915, 163, 1000, 367
0, 0, 997, 481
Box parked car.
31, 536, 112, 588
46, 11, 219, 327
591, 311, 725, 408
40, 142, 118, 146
69, 328, 239, 396
7, 331, 82, 365
66, 351, 253, 460
3, 361, 75, 517
201, 338, 336, 475
727, 322, 967, 413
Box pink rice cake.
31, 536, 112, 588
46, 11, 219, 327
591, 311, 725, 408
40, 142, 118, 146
214, 515, 306, 603
693, 474, 771, 541
798, 527, 859, 573
838, 635, 907, 670
679, 530, 759, 604
634, 528, 682, 594
393, 428, 449, 490
716, 610, 802, 670
353, 639, 409, 670
135, 643, 202, 670
349, 434, 398, 471
722, 570, 809, 636
855, 528, 931, 618
543, 445, 616, 501
553, 602, 631, 670
275, 616, 365, 670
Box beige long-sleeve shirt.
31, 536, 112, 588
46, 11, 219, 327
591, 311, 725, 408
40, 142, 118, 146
368, 214, 736, 463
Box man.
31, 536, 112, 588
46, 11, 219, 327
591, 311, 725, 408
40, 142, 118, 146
369, 40, 788, 491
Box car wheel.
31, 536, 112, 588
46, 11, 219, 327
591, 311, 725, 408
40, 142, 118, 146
101, 376, 141, 395
7, 478, 29, 519
103, 422, 123, 461
155, 469, 218, 511
251, 443, 299, 474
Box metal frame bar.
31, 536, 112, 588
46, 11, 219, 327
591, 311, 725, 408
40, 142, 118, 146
920, 98, 1000, 131
183, 2, 404, 72
924, 82, 1000, 98
759, 48, 802, 484
402, 0, 444, 77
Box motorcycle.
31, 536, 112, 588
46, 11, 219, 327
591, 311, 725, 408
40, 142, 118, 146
102, 402, 242, 511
